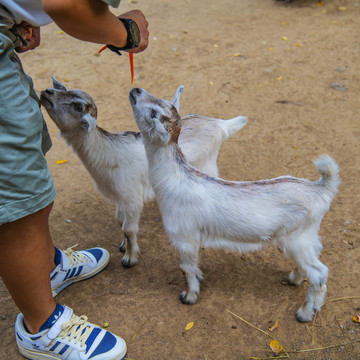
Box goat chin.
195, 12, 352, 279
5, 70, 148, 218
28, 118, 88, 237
130, 87, 340, 323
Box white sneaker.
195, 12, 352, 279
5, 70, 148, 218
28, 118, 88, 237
50, 246, 110, 297
15, 305, 127, 360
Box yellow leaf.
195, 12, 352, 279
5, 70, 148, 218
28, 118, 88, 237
209, 81, 214, 85
277, 76, 283, 81
103, 322, 109, 328
185, 322, 194, 331
338, 6, 346, 11
269, 340, 283, 354
57, 30, 64, 35
282, 36, 288, 41
233, 53, 241, 57
353, 314, 360, 323
56, 160, 68, 164
269, 320, 279, 332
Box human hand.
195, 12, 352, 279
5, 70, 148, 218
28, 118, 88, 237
14, 22, 41, 53
118, 10, 149, 53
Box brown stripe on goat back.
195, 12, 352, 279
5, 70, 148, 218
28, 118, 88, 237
220, 176, 308, 188
181, 161, 309, 187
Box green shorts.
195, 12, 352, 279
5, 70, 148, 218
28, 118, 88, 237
0, 28, 56, 225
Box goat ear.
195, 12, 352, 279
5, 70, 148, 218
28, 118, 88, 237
171, 85, 184, 112
81, 113, 97, 132
51, 76, 67, 91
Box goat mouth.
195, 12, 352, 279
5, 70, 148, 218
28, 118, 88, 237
40, 92, 54, 107
129, 91, 136, 106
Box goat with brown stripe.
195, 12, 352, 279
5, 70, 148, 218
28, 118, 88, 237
129, 87, 340, 322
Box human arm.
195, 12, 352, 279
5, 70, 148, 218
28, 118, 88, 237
41, 0, 149, 53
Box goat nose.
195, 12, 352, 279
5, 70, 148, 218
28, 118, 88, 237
45, 89, 55, 95
134, 88, 142, 96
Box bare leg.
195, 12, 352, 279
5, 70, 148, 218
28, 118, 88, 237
0, 202, 56, 334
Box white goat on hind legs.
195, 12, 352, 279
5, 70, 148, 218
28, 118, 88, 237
40, 77, 247, 268
129, 87, 340, 323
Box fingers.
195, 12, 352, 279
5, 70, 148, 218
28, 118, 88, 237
15, 24, 41, 53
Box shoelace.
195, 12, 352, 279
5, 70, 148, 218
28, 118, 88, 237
59, 314, 95, 349
63, 244, 91, 267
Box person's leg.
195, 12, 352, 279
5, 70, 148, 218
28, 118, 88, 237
0, 28, 127, 359
0, 202, 56, 334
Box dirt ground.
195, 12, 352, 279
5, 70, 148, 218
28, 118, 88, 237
1, 0, 359, 359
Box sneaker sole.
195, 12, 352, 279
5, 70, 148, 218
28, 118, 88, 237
18, 343, 127, 360
51, 256, 110, 297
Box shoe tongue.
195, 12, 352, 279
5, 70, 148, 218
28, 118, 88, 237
60, 249, 70, 269
39, 304, 64, 332
47, 306, 73, 340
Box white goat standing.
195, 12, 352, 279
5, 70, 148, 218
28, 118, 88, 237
40, 77, 247, 267
129, 87, 340, 322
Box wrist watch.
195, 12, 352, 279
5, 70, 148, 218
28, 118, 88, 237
107, 18, 141, 55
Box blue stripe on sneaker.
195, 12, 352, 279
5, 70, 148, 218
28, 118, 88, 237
59, 344, 69, 355
87, 249, 103, 262
16, 332, 23, 341
75, 266, 83, 277
68, 267, 77, 279
88, 331, 117, 359
63, 269, 71, 281
50, 270, 58, 281
50, 341, 60, 352
85, 328, 101, 354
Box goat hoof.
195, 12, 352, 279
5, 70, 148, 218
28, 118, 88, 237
121, 257, 138, 268
296, 308, 315, 323
179, 291, 198, 305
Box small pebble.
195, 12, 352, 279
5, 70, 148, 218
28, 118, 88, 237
331, 82, 347, 91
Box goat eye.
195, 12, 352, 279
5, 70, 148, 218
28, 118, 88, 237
151, 109, 157, 119
73, 103, 83, 112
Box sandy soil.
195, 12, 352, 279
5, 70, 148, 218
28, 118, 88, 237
1, 0, 360, 359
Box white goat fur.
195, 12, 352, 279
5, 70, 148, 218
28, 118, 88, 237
129, 87, 340, 322
40, 77, 247, 267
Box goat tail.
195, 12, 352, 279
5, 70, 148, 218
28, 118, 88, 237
222, 116, 248, 138
314, 154, 340, 195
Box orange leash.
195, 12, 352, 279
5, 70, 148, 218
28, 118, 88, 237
98, 45, 134, 84
129, 53, 134, 85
